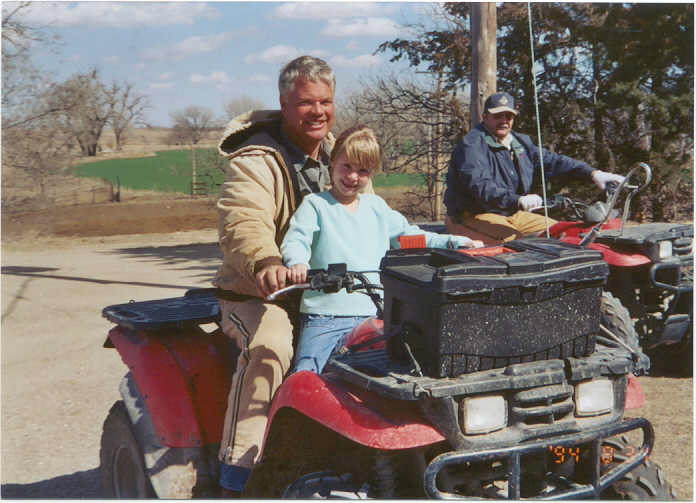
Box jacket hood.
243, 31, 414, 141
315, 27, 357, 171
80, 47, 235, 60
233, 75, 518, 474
218, 108, 336, 161
218, 110, 283, 158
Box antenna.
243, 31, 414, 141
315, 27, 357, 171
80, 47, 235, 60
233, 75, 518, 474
527, 3, 551, 238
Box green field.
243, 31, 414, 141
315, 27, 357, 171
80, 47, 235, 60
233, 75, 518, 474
73, 149, 425, 194
72, 149, 220, 193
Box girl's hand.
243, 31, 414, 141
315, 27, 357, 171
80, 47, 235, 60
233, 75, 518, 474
288, 264, 308, 284
449, 236, 485, 249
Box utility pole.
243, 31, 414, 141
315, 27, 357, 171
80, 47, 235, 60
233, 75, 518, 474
470, 2, 497, 129
418, 68, 447, 222
433, 71, 445, 221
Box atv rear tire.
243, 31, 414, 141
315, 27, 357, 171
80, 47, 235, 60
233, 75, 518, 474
99, 400, 154, 498
600, 436, 677, 499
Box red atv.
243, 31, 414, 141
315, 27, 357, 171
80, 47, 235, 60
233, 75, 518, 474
100, 237, 676, 499
540, 163, 693, 375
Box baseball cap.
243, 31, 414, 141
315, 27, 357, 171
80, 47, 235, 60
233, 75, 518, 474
484, 92, 518, 115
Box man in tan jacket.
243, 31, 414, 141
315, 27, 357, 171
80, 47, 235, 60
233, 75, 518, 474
214, 55, 336, 495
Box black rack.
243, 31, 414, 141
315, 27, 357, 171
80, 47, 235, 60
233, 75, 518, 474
102, 288, 220, 330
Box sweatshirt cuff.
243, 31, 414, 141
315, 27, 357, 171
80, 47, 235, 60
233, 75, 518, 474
511, 194, 521, 209
253, 256, 284, 274
580, 164, 596, 179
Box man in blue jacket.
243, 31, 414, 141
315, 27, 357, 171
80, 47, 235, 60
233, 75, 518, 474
444, 91, 623, 245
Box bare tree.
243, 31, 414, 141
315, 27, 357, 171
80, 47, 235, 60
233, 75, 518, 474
108, 81, 149, 151
2, 1, 76, 206
2, 2, 61, 129
224, 96, 266, 121
47, 68, 115, 156
342, 74, 466, 220
169, 106, 220, 196
169, 106, 218, 145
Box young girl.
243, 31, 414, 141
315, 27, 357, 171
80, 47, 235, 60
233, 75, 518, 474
280, 125, 483, 374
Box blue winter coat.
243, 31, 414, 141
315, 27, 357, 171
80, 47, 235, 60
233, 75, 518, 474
444, 124, 594, 217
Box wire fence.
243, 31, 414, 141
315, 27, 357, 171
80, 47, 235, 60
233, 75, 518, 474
2, 176, 117, 214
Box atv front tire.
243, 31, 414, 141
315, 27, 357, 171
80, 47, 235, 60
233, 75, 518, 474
598, 291, 641, 351
600, 436, 677, 500
99, 400, 154, 498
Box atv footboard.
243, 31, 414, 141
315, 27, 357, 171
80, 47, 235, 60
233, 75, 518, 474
423, 417, 653, 500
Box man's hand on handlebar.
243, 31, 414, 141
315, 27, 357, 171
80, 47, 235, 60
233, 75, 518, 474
256, 264, 292, 299
591, 170, 625, 191
518, 194, 544, 211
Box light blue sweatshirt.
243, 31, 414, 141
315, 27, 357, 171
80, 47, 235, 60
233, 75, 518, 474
281, 191, 474, 316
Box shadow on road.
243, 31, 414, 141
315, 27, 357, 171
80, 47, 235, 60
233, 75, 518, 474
1, 266, 201, 291
2, 468, 100, 498
108, 241, 221, 265
107, 241, 222, 282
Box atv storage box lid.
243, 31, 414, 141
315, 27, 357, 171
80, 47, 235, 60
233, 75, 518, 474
380, 238, 609, 378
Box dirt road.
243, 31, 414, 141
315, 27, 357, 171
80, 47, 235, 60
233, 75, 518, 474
1, 230, 692, 499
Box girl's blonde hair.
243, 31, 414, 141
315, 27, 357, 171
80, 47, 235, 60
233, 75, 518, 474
331, 124, 383, 174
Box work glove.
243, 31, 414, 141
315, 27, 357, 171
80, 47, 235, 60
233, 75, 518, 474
447, 235, 484, 249
518, 194, 543, 211
592, 170, 625, 191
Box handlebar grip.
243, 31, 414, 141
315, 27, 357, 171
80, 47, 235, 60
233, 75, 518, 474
265, 283, 310, 301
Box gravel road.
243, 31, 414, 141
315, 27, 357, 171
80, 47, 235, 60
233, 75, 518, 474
1, 230, 691, 499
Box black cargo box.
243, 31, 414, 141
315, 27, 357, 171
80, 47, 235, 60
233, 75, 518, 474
380, 238, 609, 378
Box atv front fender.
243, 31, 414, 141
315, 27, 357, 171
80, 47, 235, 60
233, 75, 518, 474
266, 370, 445, 452
559, 236, 651, 267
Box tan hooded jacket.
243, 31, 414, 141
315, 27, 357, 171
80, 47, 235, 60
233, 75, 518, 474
214, 110, 334, 296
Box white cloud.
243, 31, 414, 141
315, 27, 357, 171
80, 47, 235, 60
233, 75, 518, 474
321, 18, 400, 38
345, 40, 360, 50
103, 55, 120, 65
12, 2, 220, 28
245, 45, 330, 65
330, 54, 381, 68
190, 72, 232, 84
159, 72, 175, 81
149, 82, 175, 90
245, 45, 302, 64
248, 74, 272, 83
310, 49, 330, 58
142, 33, 231, 61
272, 3, 394, 20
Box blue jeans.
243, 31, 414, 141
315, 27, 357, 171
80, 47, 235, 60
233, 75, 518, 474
293, 314, 371, 374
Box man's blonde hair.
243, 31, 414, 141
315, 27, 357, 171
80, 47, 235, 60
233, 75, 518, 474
331, 124, 383, 174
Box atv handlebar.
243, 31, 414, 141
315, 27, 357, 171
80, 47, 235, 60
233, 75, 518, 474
265, 263, 354, 301
266, 263, 385, 317
265, 264, 384, 317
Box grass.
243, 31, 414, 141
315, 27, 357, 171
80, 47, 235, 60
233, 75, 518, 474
72, 149, 426, 193
72, 149, 221, 194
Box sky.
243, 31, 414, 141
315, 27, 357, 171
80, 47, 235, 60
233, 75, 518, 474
12, 1, 441, 127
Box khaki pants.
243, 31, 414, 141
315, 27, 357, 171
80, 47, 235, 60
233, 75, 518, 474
217, 298, 295, 469
445, 210, 557, 247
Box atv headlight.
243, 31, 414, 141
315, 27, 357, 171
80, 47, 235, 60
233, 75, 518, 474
646, 240, 673, 261
657, 240, 673, 259
460, 395, 507, 434
575, 379, 614, 417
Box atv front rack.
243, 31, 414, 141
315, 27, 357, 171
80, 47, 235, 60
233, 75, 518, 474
327, 347, 635, 402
